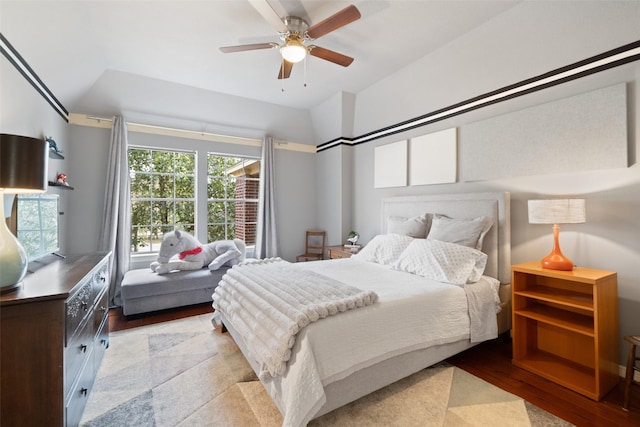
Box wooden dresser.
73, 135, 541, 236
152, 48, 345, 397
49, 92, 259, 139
1, 252, 111, 427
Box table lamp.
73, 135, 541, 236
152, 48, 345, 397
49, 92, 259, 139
0, 134, 48, 292
528, 198, 586, 271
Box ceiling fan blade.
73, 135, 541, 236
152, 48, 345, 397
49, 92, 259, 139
309, 46, 354, 67
278, 60, 293, 79
248, 0, 289, 34
220, 43, 275, 53
307, 4, 361, 39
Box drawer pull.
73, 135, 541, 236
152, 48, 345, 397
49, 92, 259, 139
80, 387, 88, 396
100, 306, 108, 313
79, 344, 88, 353
100, 339, 108, 347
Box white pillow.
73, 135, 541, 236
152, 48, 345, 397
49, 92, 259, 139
392, 239, 487, 285
352, 234, 414, 265
387, 214, 431, 238
426, 214, 493, 250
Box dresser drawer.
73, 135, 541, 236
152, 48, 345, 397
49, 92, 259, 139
327, 246, 359, 259
65, 280, 93, 345
93, 289, 109, 335
65, 319, 94, 398
65, 353, 95, 427
331, 250, 351, 259
94, 316, 109, 376
91, 263, 109, 304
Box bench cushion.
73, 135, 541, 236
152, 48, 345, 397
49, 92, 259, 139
120, 267, 228, 315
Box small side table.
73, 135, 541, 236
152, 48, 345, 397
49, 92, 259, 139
327, 245, 360, 259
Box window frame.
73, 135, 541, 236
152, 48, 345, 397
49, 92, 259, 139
127, 139, 261, 266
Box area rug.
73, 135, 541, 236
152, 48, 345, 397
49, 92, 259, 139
80, 313, 573, 426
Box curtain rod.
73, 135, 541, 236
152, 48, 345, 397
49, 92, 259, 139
68, 113, 316, 153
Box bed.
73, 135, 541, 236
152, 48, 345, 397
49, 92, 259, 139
213, 192, 511, 426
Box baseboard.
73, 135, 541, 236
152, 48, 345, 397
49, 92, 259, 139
618, 364, 640, 381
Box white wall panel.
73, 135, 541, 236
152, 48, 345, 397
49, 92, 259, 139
410, 128, 457, 186
461, 84, 627, 181
374, 140, 407, 188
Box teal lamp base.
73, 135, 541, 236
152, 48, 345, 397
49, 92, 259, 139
0, 198, 27, 293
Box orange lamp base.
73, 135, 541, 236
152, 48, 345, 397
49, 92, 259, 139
540, 224, 575, 271
541, 252, 574, 271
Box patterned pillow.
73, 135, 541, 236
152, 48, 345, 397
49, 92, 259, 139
352, 234, 414, 265
427, 214, 493, 250
392, 239, 487, 285
387, 214, 431, 238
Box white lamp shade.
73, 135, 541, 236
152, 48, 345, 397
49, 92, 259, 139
280, 40, 306, 63
528, 199, 586, 224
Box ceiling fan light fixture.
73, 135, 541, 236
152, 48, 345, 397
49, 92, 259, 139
280, 38, 306, 63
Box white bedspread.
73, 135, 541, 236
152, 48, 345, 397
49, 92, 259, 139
212, 258, 378, 379
214, 258, 500, 427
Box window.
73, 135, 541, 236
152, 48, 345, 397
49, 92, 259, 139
129, 148, 196, 253
128, 147, 260, 254
207, 154, 260, 245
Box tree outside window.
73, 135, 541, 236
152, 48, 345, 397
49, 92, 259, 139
128, 147, 259, 254
129, 148, 195, 253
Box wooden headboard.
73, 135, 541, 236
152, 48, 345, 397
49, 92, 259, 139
381, 192, 511, 284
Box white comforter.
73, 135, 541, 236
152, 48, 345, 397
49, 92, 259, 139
214, 258, 500, 427
212, 258, 378, 380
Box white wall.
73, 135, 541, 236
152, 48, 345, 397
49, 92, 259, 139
314, 1, 640, 365
64, 125, 316, 264
2, 52, 318, 264
352, 1, 640, 138
73, 70, 316, 145
1, 59, 71, 252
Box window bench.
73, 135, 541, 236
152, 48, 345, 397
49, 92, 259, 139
120, 267, 228, 316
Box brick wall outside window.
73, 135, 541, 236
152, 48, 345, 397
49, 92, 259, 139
235, 175, 259, 245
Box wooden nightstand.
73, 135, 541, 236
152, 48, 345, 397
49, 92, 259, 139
511, 262, 618, 400
327, 245, 360, 259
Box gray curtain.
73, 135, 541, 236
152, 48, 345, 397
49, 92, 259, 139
255, 136, 278, 258
98, 116, 131, 306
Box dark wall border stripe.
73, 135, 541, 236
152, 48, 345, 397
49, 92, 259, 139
0, 32, 69, 122
317, 40, 640, 153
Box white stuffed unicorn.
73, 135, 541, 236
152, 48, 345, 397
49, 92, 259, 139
150, 230, 246, 275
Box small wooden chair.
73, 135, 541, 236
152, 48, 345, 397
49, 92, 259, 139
624, 335, 640, 410
296, 231, 326, 262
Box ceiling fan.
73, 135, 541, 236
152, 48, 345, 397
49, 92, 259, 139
220, 0, 361, 80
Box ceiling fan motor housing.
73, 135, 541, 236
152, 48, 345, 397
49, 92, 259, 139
282, 16, 309, 39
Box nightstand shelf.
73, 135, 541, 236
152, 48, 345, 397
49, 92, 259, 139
518, 349, 596, 396
515, 286, 594, 310
515, 305, 594, 336
511, 261, 618, 401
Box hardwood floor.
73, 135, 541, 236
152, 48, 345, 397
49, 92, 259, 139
109, 305, 640, 426
108, 302, 214, 332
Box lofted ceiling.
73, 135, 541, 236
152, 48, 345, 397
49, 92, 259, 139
0, 0, 521, 112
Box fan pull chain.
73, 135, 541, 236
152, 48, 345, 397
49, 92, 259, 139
281, 58, 285, 92
303, 55, 307, 87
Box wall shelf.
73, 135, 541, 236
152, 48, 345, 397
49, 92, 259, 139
49, 150, 64, 160
48, 181, 74, 190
